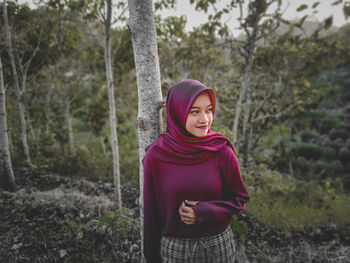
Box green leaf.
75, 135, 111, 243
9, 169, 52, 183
312, 2, 320, 8
296, 4, 308, 12
344, 2, 350, 20
332, 0, 343, 6
324, 16, 333, 30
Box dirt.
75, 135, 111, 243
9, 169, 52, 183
0, 168, 349, 262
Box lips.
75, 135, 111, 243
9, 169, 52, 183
197, 125, 208, 129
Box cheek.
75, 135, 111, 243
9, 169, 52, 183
209, 113, 213, 125
185, 116, 194, 130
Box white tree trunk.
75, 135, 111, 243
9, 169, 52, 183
3, 0, 31, 164
105, 0, 122, 208
128, 0, 163, 261
0, 56, 16, 190
232, 79, 245, 145
45, 84, 54, 134
63, 86, 74, 153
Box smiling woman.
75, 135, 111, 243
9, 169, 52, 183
185, 91, 213, 138
142, 79, 250, 263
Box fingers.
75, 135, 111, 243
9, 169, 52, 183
179, 201, 197, 225
186, 200, 198, 206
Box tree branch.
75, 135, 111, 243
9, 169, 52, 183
251, 74, 282, 120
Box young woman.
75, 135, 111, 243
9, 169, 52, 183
143, 79, 249, 263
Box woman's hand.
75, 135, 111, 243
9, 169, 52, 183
179, 200, 198, 225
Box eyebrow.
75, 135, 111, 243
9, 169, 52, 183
190, 104, 213, 109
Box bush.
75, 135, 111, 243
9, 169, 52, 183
292, 142, 323, 159
329, 138, 345, 151
298, 130, 319, 142
307, 110, 340, 134
345, 139, 350, 149
293, 156, 309, 175
230, 216, 248, 241
330, 160, 343, 173
98, 208, 139, 238
339, 147, 350, 163
243, 165, 350, 231
329, 128, 348, 140
312, 160, 330, 177
322, 146, 336, 160
50, 144, 113, 181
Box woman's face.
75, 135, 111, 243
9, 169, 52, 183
185, 92, 213, 138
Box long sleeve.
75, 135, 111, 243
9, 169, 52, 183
192, 146, 250, 224
143, 155, 162, 263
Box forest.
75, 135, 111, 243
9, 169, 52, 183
1, 0, 350, 262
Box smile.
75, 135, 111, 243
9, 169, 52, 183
197, 126, 208, 129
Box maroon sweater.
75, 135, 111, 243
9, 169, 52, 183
143, 144, 250, 263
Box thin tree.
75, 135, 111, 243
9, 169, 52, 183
0, 55, 16, 190
128, 0, 163, 261
98, 0, 128, 208
3, 0, 31, 164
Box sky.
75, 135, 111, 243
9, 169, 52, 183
160, 0, 348, 35
18, 0, 349, 36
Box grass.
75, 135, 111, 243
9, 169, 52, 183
242, 164, 350, 232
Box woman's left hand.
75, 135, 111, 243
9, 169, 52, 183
179, 200, 198, 225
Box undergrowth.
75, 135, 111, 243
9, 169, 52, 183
243, 164, 350, 232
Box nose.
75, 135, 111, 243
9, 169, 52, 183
198, 112, 208, 123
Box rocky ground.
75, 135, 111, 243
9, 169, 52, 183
1, 168, 350, 263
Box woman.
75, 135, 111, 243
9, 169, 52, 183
143, 79, 249, 263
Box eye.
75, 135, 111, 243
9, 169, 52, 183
190, 110, 199, 115
207, 108, 213, 113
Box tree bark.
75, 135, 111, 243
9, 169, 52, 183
0, 56, 16, 190
232, 80, 244, 145
128, 0, 163, 261
104, 0, 122, 208
45, 84, 55, 135
3, 0, 31, 164
63, 85, 74, 153
242, 48, 254, 168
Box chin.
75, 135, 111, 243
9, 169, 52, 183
194, 130, 208, 138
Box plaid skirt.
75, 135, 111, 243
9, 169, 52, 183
160, 226, 235, 263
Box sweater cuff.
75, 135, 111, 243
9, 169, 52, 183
192, 201, 210, 225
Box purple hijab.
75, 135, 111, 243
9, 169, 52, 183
146, 79, 234, 164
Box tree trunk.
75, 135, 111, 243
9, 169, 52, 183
0, 56, 16, 190
45, 84, 54, 135
3, 0, 31, 165
104, 0, 122, 208
241, 28, 257, 168
242, 67, 253, 168
232, 80, 244, 145
128, 0, 163, 261
63, 85, 74, 153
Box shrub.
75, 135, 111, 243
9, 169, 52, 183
307, 110, 340, 134
339, 147, 350, 163
98, 208, 139, 238
293, 156, 309, 174
312, 160, 330, 177
329, 128, 348, 140
322, 146, 336, 160
330, 160, 343, 173
243, 165, 350, 231
230, 216, 248, 241
345, 139, 350, 149
298, 130, 319, 142
292, 142, 323, 159
329, 138, 345, 151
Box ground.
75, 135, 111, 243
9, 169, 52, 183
0, 168, 349, 262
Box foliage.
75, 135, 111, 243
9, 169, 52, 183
230, 215, 248, 241
243, 164, 350, 232
98, 208, 138, 238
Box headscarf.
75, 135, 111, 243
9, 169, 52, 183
146, 79, 234, 164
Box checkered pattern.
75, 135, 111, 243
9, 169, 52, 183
160, 227, 235, 263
